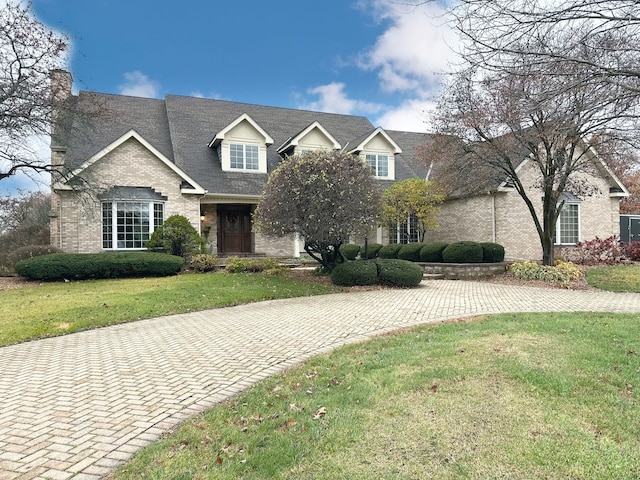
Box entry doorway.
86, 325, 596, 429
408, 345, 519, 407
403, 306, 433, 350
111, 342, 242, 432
217, 205, 253, 254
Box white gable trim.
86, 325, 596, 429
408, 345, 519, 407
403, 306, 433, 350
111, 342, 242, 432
276, 121, 341, 153
584, 143, 629, 197
208, 113, 274, 147
347, 127, 402, 154
54, 129, 206, 194
496, 144, 630, 197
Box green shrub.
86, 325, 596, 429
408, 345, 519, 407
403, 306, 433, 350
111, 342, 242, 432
376, 259, 424, 287
397, 243, 426, 262
189, 253, 219, 272
7, 244, 62, 269
359, 242, 383, 259
146, 215, 204, 259
378, 244, 403, 259
331, 260, 379, 286
225, 256, 283, 273
508, 260, 583, 283
419, 242, 449, 262
480, 242, 506, 263
339, 244, 361, 261
442, 241, 484, 263
15, 252, 184, 281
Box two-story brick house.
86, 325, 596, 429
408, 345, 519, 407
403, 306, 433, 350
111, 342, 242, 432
50, 71, 628, 260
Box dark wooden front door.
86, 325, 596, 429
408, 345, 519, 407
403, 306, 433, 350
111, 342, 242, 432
217, 206, 252, 253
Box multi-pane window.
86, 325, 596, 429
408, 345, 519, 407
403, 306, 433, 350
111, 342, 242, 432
365, 154, 389, 177
102, 202, 164, 249
389, 213, 420, 244
230, 143, 259, 170
555, 203, 579, 245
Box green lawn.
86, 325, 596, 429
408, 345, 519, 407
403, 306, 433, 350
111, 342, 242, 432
111, 312, 640, 479
587, 264, 640, 292
0, 273, 337, 346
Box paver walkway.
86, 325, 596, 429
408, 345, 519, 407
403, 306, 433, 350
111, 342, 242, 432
1, 280, 640, 479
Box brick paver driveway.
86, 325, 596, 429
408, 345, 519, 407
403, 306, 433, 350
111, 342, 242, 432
1, 280, 640, 479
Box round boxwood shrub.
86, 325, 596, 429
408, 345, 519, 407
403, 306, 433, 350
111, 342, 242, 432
378, 244, 403, 259
419, 242, 449, 262
331, 259, 378, 286
15, 252, 184, 281
442, 241, 484, 263
339, 244, 361, 261
481, 242, 505, 263
397, 243, 426, 262
376, 259, 424, 287
146, 215, 204, 259
359, 242, 383, 259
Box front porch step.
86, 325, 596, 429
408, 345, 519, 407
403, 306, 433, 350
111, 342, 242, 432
423, 273, 445, 280
217, 253, 266, 258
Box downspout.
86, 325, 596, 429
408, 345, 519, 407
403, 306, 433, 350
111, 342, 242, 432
425, 160, 433, 181
491, 192, 497, 243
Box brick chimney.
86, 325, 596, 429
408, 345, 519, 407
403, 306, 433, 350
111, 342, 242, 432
50, 69, 72, 104
49, 69, 73, 250
49, 69, 72, 159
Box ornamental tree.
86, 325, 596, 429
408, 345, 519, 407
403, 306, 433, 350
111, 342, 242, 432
253, 150, 381, 271
381, 178, 445, 243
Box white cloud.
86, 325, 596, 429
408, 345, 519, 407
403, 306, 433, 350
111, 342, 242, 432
118, 71, 161, 98
375, 98, 437, 132
299, 2, 456, 132
359, 0, 457, 93
300, 82, 384, 115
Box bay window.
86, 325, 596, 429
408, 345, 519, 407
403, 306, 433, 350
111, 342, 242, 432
102, 201, 164, 250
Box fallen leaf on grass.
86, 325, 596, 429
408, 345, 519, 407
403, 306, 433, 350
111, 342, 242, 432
313, 407, 327, 420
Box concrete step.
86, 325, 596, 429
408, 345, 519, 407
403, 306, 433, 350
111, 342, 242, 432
423, 273, 445, 280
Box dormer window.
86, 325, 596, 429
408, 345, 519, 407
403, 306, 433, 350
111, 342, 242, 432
365, 154, 389, 177
276, 121, 341, 157
230, 143, 259, 170
209, 113, 273, 174
347, 127, 401, 180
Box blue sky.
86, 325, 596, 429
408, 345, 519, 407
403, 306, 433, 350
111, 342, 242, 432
3, 0, 455, 193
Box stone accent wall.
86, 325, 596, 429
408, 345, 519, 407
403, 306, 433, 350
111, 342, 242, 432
52, 138, 201, 253
422, 262, 508, 279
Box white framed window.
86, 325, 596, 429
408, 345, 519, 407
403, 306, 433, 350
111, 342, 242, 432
555, 203, 580, 245
365, 153, 389, 177
389, 213, 420, 244
230, 143, 259, 170
102, 201, 164, 250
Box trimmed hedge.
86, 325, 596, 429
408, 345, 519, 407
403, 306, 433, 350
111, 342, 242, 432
378, 244, 403, 259
442, 241, 484, 263
376, 259, 424, 287
331, 260, 379, 286
360, 242, 383, 259
225, 256, 283, 273
481, 242, 505, 263
15, 252, 184, 281
397, 243, 426, 262
419, 242, 449, 262
339, 244, 361, 261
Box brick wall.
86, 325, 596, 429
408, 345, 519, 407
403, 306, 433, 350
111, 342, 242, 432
52, 138, 201, 253
427, 160, 622, 261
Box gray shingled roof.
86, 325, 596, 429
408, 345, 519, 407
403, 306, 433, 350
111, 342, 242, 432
61, 92, 437, 196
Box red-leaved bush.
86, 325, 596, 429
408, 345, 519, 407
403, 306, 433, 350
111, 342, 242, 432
561, 235, 627, 265
625, 241, 640, 261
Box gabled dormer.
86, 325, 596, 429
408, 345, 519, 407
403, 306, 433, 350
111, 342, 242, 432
208, 113, 274, 173
276, 121, 342, 156
348, 127, 402, 180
